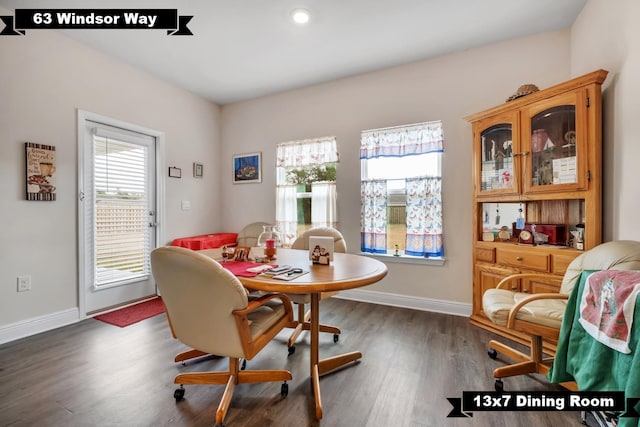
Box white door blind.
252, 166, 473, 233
93, 132, 151, 287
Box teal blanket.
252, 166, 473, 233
548, 270, 640, 427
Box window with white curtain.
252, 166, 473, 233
360, 121, 444, 258
275, 137, 339, 246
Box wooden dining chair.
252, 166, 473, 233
150, 246, 295, 427
285, 227, 347, 355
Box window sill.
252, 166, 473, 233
359, 252, 445, 266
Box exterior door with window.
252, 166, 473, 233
78, 112, 161, 315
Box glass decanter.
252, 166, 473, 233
257, 225, 282, 247
257, 225, 281, 260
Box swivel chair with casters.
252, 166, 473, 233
482, 240, 640, 391
286, 227, 347, 355
236, 221, 271, 247
150, 246, 295, 427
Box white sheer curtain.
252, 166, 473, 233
311, 181, 337, 228
275, 184, 298, 247
276, 137, 339, 168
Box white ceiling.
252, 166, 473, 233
0, 0, 587, 104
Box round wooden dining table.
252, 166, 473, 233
200, 248, 388, 420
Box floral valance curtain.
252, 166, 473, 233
360, 121, 443, 159
276, 137, 338, 168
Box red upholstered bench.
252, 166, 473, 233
171, 233, 238, 250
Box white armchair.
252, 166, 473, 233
150, 246, 295, 426
482, 240, 640, 391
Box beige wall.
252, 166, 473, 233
570, 0, 640, 241
220, 30, 572, 304
0, 17, 221, 326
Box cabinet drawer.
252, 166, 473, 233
523, 277, 561, 294
527, 280, 560, 294
476, 247, 495, 263
496, 247, 550, 272
552, 252, 579, 275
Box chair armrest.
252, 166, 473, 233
233, 293, 293, 318
232, 293, 295, 358
496, 273, 562, 290
506, 292, 570, 328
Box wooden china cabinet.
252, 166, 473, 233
465, 69, 608, 344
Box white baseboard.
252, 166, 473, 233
0, 308, 80, 345
334, 288, 472, 317
0, 291, 470, 345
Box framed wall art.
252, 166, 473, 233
25, 142, 56, 201
168, 166, 182, 178
232, 152, 262, 184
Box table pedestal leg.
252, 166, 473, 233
310, 292, 322, 419
310, 293, 363, 420
317, 351, 362, 375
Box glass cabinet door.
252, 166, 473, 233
474, 112, 520, 196
522, 91, 588, 193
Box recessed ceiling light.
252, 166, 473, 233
291, 8, 310, 25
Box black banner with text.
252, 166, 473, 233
447, 391, 640, 420
1, 9, 193, 36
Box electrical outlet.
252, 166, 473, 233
17, 275, 31, 292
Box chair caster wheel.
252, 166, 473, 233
488, 348, 498, 359
281, 382, 289, 397
288, 346, 296, 356
494, 379, 504, 391
174, 387, 185, 401
241, 359, 247, 370
333, 334, 339, 343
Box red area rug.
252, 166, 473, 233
94, 297, 165, 327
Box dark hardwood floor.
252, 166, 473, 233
0, 298, 584, 426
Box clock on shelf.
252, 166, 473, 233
518, 230, 533, 244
